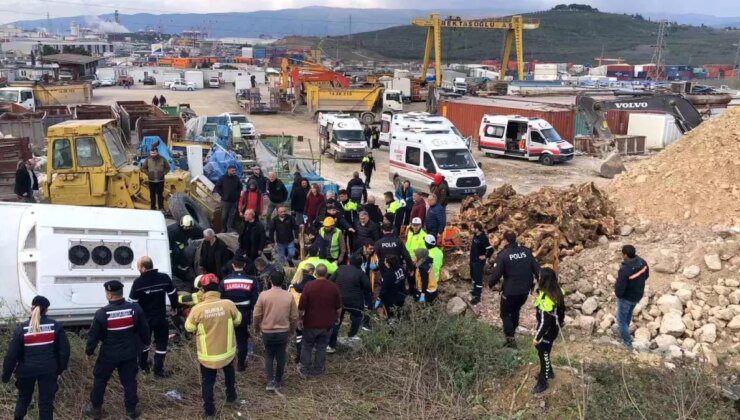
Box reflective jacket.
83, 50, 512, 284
534, 290, 565, 343
415, 259, 437, 294
292, 257, 338, 284
361, 156, 375, 174
2, 316, 70, 380
405, 228, 427, 256
428, 246, 444, 280
86, 299, 150, 363
219, 270, 261, 325
185, 291, 242, 369
318, 228, 343, 260
340, 199, 359, 225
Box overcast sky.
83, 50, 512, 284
1, 0, 739, 25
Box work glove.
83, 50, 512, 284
369, 263, 378, 271
419, 293, 426, 303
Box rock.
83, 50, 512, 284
654, 334, 678, 350
619, 225, 634, 236
698, 323, 717, 343
582, 297, 599, 315
446, 297, 467, 315
667, 345, 683, 359
655, 252, 680, 274
598, 235, 609, 245
713, 285, 730, 296
728, 315, 740, 331
634, 222, 651, 234
730, 290, 740, 305
725, 279, 739, 288
704, 254, 722, 271
701, 345, 719, 367
656, 294, 683, 315
675, 288, 693, 304
634, 327, 651, 343
682, 315, 695, 331
717, 308, 735, 321
670, 281, 690, 292
682, 265, 701, 279
659, 312, 686, 337
634, 296, 649, 316
578, 316, 596, 334
681, 337, 696, 351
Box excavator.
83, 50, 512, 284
576, 92, 704, 178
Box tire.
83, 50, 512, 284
540, 154, 554, 166
168, 193, 212, 230
188, 87, 194, 91
360, 112, 375, 125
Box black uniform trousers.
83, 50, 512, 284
500, 294, 528, 338
470, 261, 485, 298
90, 358, 138, 412
148, 181, 164, 210
535, 339, 555, 383
235, 308, 251, 366
363, 170, 372, 187
200, 363, 236, 416
14, 373, 58, 420
140, 317, 169, 374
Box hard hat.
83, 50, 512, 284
193, 275, 203, 289
181, 215, 195, 228
411, 217, 422, 225
197, 273, 219, 288
323, 217, 335, 228
424, 234, 437, 246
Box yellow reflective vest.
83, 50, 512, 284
292, 256, 338, 284
319, 227, 341, 259
405, 228, 427, 256
185, 291, 242, 369
428, 246, 443, 280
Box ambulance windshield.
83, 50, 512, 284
432, 149, 477, 170
334, 130, 365, 142
542, 128, 563, 143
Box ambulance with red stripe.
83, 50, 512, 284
388, 123, 487, 200
477, 115, 574, 165
1, 202, 170, 324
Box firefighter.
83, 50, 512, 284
129, 256, 177, 378
2, 296, 70, 420
84, 281, 150, 420
469, 222, 493, 305
185, 274, 242, 418
220, 255, 261, 371
488, 231, 540, 348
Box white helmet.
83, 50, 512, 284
424, 234, 437, 247
181, 215, 195, 228
193, 274, 203, 289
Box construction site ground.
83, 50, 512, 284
91, 85, 608, 206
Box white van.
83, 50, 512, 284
478, 114, 575, 165
318, 113, 368, 161
0, 202, 171, 324
379, 112, 466, 147
388, 126, 487, 199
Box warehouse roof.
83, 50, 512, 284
40, 54, 103, 65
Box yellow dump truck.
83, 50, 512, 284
44, 119, 217, 228
305, 85, 403, 125
0, 82, 93, 111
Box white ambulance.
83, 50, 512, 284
388, 125, 487, 199
379, 112, 466, 147
0, 202, 170, 324
318, 113, 368, 161
477, 114, 575, 165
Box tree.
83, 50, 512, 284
61, 46, 91, 56
40, 45, 59, 56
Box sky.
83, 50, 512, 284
1, 0, 739, 25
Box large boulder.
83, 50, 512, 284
654, 334, 678, 350
581, 296, 599, 315
682, 265, 701, 279
659, 312, 686, 337
704, 254, 722, 271
656, 294, 683, 315
697, 323, 717, 343
728, 315, 740, 331
446, 297, 467, 315
578, 316, 596, 334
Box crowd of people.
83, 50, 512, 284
1, 162, 651, 419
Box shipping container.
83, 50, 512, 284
172, 58, 190, 68
627, 113, 682, 149
184, 70, 204, 89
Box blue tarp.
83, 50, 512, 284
137, 136, 176, 171
203, 146, 243, 183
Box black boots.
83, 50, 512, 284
531, 375, 549, 394
470, 296, 481, 305
504, 337, 518, 349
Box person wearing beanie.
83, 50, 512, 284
2, 296, 70, 420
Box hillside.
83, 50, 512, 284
347, 10, 740, 64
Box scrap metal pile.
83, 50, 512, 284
444, 182, 618, 280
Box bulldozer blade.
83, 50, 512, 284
598, 152, 626, 179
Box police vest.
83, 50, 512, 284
319, 228, 341, 259
342, 200, 358, 212
534, 289, 565, 312
405, 229, 427, 255
387, 200, 404, 214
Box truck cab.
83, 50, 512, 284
0, 87, 36, 111
383, 89, 404, 112
388, 125, 486, 199
478, 115, 574, 165
318, 113, 368, 161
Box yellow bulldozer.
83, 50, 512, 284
43, 119, 218, 228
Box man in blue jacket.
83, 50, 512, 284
614, 245, 649, 349
424, 194, 446, 238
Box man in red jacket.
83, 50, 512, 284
239, 180, 264, 219
297, 265, 341, 378
409, 191, 427, 226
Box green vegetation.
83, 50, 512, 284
347, 10, 739, 64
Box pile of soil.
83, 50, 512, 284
610, 107, 740, 226
444, 182, 617, 280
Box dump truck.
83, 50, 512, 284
0, 112, 46, 154
114, 101, 166, 143
305, 85, 403, 125
74, 104, 115, 120
44, 119, 217, 229
0, 82, 93, 111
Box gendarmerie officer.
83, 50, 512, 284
488, 231, 540, 348
220, 254, 261, 371
129, 256, 177, 377
2, 295, 70, 420
84, 281, 150, 420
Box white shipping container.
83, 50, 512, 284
185, 70, 204, 89
96, 68, 119, 80
535, 63, 558, 71
627, 113, 682, 150
394, 69, 410, 79
242, 47, 253, 58
589, 65, 608, 76
533, 74, 558, 81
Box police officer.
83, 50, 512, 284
2, 295, 70, 420
470, 222, 493, 305
129, 256, 177, 378
84, 281, 150, 420
488, 231, 540, 348
374, 222, 415, 295
220, 254, 261, 372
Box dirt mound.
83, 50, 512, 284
610, 107, 740, 226
444, 182, 617, 279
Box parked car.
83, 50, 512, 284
79, 75, 101, 88
142, 76, 157, 85
99, 78, 115, 87
170, 80, 195, 91
208, 77, 220, 88
219, 112, 256, 138
165, 78, 186, 89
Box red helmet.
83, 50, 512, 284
198, 273, 219, 287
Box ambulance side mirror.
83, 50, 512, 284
477, 162, 482, 169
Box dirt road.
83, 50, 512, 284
91, 85, 607, 208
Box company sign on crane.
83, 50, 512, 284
412, 14, 540, 85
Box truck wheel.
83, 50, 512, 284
360, 112, 375, 125
540, 154, 554, 166
188, 87, 194, 91
169, 193, 212, 230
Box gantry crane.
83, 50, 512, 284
411, 14, 540, 85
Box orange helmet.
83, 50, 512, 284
197, 273, 219, 287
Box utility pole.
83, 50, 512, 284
649, 20, 667, 81
348, 15, 352, 41
114, 10, 119, 24
734, 36, 740, 80
46, 12, 51, 35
